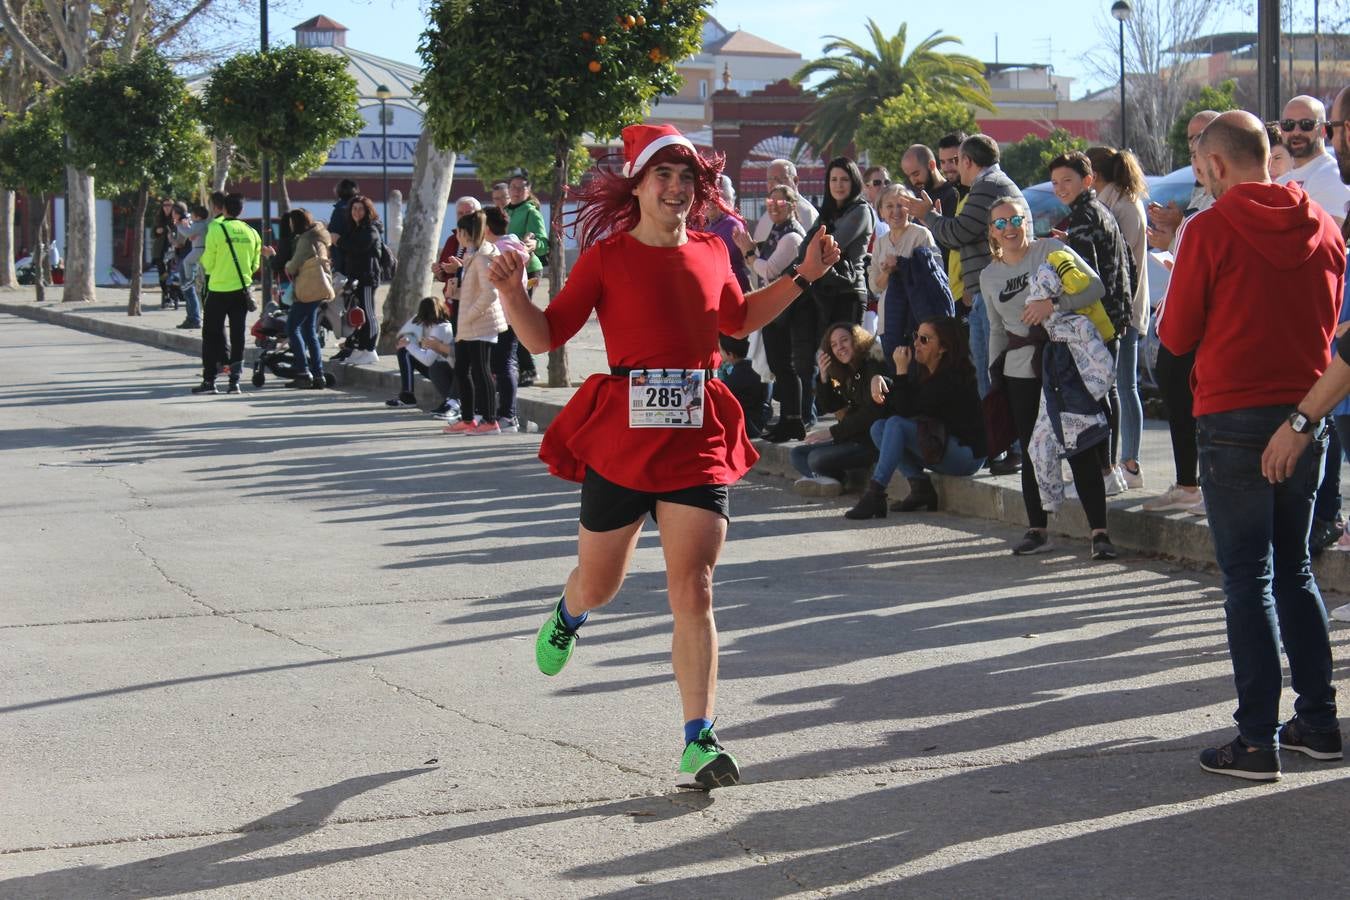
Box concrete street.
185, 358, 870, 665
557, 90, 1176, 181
2, 312, 1348, 898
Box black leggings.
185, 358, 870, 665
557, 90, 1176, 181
1006, 376, 1108, 531
1099, 337, 1121, 469
454, 339, 497, 422
1156, 346, 1198, 487
762, 295, 817, 421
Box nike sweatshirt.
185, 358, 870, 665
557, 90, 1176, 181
980, 238, 1105, 380
1158, 181, 1345, 417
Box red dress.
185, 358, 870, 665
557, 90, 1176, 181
539, 231, 760, 491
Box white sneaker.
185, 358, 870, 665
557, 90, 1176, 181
792, 475, 843, 497
1142, 483, 1204, 513
1104, 466, 1129, 497
1331, 603, 1350, 623
497, 417, 520, 433
346, 350, 379, 365
1121, 464, 1145, 490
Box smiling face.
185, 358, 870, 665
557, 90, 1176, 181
632, 161, 694, 229
913, 322, 944, 370
900, 153, 929, 190
828, 166, 852, 203
939, 146, 960, 182
862, 168, 889, 206
1049, 165, 1091, 205
989, 201, 1030, 256
767, 187, 793, 225
350, 202, 366, 223
1281, 98, 1324, 161
879, 191, 909, 231
827, 327, 855, 366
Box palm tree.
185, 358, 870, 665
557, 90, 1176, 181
792, 19, 994, 159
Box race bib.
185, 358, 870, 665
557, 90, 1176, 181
628, 369, 704, 428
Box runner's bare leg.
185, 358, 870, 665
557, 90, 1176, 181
655, 502, 727, 722
564, 518, 645, 613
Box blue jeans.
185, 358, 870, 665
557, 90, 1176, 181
1116, 327, 1142, 462
868, 415, 985, 484
1198, 406, 1336, 749
969, 292, 990, 399
789, 439, 876, 481
1313, 421, 1342, 524
182, 281, 202, 325
286, 301, 323, 378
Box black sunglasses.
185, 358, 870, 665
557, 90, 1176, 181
869, 179, 889, 187
1280, 118, 1325, 132
1325, 120, 1348, 140
915, 333, 936, 346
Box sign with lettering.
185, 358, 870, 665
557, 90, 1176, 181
326, 135, 420, 170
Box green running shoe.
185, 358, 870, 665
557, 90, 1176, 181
535, 601, 577, 676
676, 726, 741, 790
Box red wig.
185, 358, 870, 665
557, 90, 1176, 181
569, 143, 733, 250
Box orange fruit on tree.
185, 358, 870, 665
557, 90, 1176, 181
588, 60, 602, 73
624, 14, 636, 27
597, 34, 607, 44
635, 15, 646, 26
581, 31, 592, 41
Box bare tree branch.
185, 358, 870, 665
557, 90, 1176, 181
0, 0, 66, 82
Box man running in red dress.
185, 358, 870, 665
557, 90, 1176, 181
488, 124, 839, 789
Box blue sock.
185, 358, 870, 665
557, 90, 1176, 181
557, 595, 587, 631
684, 717, 714, 746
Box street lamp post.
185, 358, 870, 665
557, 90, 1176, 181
260, 0, 272, 306
1112, 1, 1132, 149
375, 84, 391, 226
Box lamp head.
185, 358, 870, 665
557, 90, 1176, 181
1111, 1, 1132, 22
375, 83, 392, 101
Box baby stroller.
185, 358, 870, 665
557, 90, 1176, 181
249, 295, 337, 388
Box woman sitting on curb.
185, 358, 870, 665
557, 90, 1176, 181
387, 296, 457, 416
846, 316, 987, 519
789, 323, 887, 496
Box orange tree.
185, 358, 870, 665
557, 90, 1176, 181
419, 0, 707, 386
55, 51, 208, 315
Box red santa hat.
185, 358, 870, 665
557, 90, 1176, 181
621, 124, 696, 178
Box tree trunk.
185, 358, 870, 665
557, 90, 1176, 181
0, 190, 16, 288
211, 140, 233, 192
274, 156, 291, 217
33, 193, 48, 304
62, 165, 97, 302
546, 135, 571, 388
128, 183, 149, 316
376, 124, 455, 353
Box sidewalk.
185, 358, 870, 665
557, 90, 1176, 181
3, 284, 1347, 586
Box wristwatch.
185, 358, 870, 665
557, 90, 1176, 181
744, 247, 757, 259
785, 263, 812, 291
1287, 410, 1318, 434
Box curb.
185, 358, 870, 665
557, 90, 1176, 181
4, 297, 1347, 589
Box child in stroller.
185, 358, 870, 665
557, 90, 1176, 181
249, 294, 337, 388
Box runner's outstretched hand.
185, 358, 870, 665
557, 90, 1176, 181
799, 228, 841, 281
487, 247, 528, 290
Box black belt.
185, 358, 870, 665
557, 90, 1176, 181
611, 366, 714, 379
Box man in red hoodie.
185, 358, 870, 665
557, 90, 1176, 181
1160, 110, 1345, 782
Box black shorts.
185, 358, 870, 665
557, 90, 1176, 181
579, 467, 730, 532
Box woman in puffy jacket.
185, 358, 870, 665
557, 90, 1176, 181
443, 210, 507, 436
788, 322, 887, 496
282, 208, 332, 388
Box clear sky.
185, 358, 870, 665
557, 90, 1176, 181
267, 0, 1259, 97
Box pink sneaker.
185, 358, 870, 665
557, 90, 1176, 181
443, 419, 476, 434
466, 421, 501, 436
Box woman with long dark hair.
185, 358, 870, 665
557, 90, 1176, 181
788, 322, 888, 495
798, 156, 875, 328
486, 124, 839, 790
338, 195, 383, 365
846, 316, 986, 519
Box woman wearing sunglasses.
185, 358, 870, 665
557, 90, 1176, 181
980, 197, 1120, 560
845, 315, 986, 519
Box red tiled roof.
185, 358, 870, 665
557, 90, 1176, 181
294, 15, 348, 31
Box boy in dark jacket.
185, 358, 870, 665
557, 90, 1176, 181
717, 335, 768, 438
